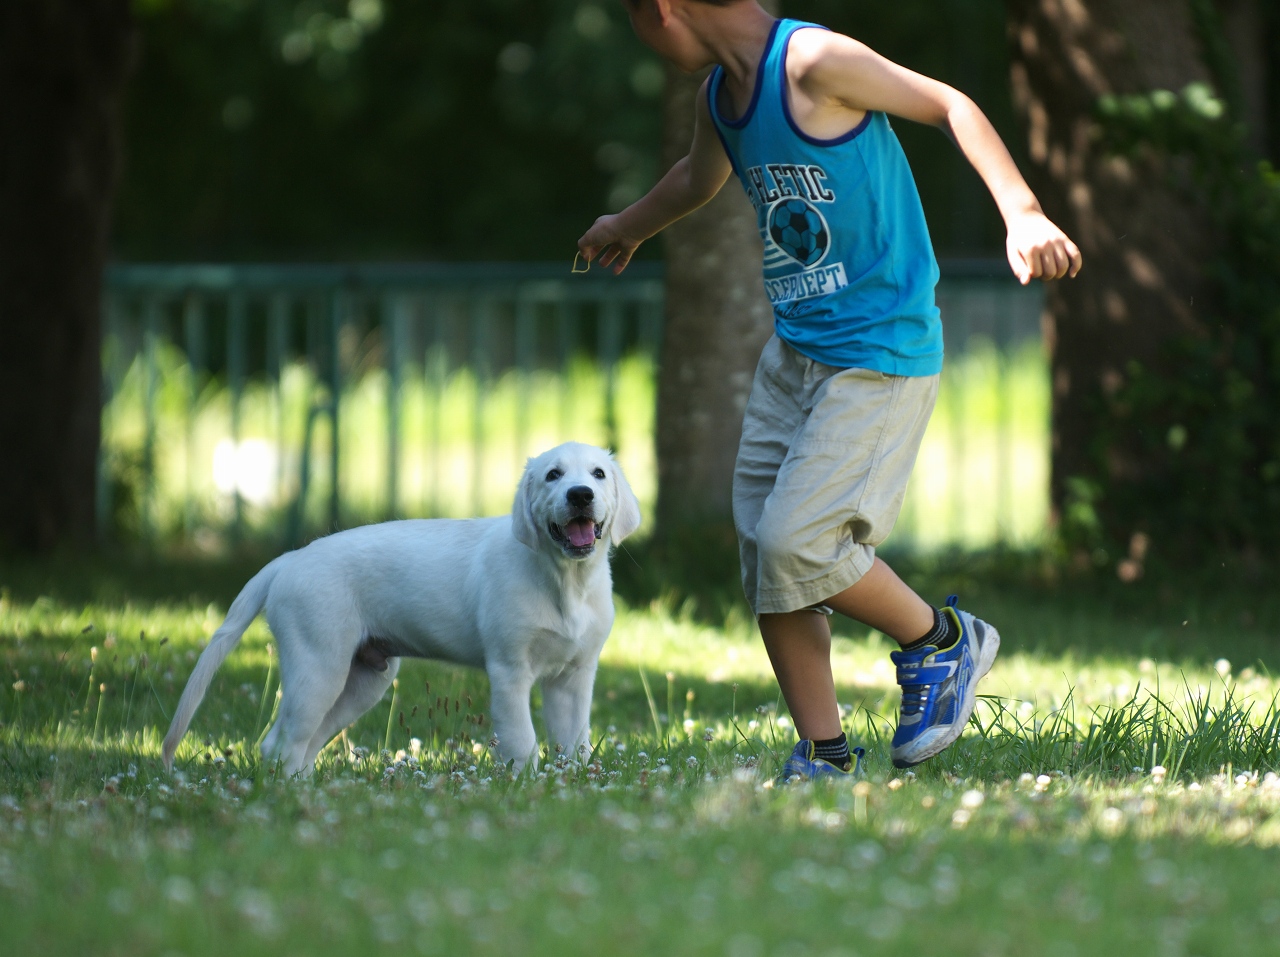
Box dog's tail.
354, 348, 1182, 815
161, 556, 287, 771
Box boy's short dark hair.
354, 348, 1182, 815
624, 0, 745, 7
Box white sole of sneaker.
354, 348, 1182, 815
892, 618, 1001, 769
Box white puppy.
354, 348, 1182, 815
162, 442, 641, 776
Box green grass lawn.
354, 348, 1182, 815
3, 552, 1280, 956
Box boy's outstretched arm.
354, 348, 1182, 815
790, 30, 1082, 285
578, 76, 732, 275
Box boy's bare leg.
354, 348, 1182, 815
759, 557, 935, 741
824, 557, 934, 646
758, 611, 843, 741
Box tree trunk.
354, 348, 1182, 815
1004, 0, 1229, 539
0, 0, 135, 551
654, 66, 774, 536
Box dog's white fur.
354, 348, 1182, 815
161, 442, 641, 776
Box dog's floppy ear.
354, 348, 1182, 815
609, 457, 642, 544
511, 461, 540, 551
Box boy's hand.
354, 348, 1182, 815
578, 215, 644, 275
1006, 212, 1083, 285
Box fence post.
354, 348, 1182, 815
948, 301, 969, 549
470, 295, 491, 516
385, 293, 405, 520
96, 294, 122, 543
515, 292, 536, 473
995, 288, 1013, 544
426, 297, 446, 518
600, 297, 622, 454
228, 292, 247, 543
183, 293, 206, 537
328, 289, 343, 531
267, 293, 289, 511
142, 296, 161, 542
556, 299, 573, 442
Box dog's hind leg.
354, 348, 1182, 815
302, 657, 400, 769
263, 646, 353, 778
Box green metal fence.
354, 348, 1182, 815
101, 261, 1045, 551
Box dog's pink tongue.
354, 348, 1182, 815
564, 518, 595, 547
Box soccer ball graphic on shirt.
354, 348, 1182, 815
767, 197, 830, 268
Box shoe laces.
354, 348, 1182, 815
900, 685, 930, 716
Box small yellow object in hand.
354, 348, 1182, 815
571, 251, 591, 274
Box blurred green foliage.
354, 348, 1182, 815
113, 0, 1020, 261
117, 0, 665, 261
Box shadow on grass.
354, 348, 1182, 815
5, 533, 1280, 670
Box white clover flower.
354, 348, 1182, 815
163, 876, 195, 905
1034, 775, 1052, 792
1150, 765, 1167, 784
960, 789, 984, 810
1018, 773, 1035, 788
1099, 807, 1124, 834
703, 729, 715, 742
1214, 658, 1232, 677
686, 756, 699, 768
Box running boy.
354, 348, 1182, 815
578, 0, 1081, 777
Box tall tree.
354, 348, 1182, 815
654, 63, 774, 536
1003, 0, 1250, 542
0, 0, 135, 551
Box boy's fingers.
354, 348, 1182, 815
1008, 247, 1031, 285
1067, 241, 1084, 277
1049, 245, 1069, 279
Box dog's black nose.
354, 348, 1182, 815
566, 485, 594, 508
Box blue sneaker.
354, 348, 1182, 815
890, 596, 1000, 769
778, 740, 866, 783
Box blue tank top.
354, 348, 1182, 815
708, 19, 943, 375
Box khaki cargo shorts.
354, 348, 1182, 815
733, 335, 939, 616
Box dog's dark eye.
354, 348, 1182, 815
592, 468, 606, 480
545, 469, 562, 482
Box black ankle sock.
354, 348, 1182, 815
901, 606, 958, 652
812, 733, 851, 769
